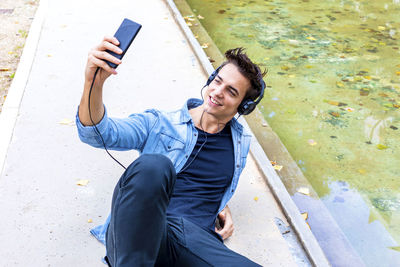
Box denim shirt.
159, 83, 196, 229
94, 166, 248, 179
75, 98, 252, 245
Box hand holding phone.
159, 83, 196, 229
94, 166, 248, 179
105, 18, 142, 69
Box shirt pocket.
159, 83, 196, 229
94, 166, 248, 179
159, 133, 185, 151
154, 132, 185, 164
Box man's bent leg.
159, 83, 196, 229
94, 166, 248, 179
106, 154, 176, 267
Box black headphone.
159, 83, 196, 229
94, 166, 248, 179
205, 65, 265, 115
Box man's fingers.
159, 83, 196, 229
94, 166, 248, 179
90, 56, 117, 74
103, 35, 120, 46
92, 50, 121, 66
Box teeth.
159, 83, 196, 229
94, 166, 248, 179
210, 97, 220, 105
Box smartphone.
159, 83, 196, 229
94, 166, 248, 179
105, 18, 142, 69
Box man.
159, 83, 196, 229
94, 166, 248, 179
77, 36, 266, 266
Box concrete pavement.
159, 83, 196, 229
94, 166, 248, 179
0, 0, 307, 265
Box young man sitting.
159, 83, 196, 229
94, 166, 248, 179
77, 36, 266, 266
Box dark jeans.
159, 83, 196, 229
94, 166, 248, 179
105, 154, 261, 267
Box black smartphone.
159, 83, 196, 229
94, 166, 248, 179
105, 18, 142, 69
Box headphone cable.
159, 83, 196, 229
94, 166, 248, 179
88, 67, 127, 170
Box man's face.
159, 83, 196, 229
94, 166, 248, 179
203, 63, 251, 121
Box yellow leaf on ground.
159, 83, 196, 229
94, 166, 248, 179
77, 179, 89, 186
301, 212, 308, 220
273, 165, 283, 171
358, 169, 366, 174
376, 144, 388, 150
0, 68, 10, 71
87, 219, 93, 223
308, 139, 317, 146
58, 118, 74, 126
201, 43, 209, 49
254, 196, 259, 201
306, 36, 316, 41
197, 15, 204, 19
298, 187, 310, 196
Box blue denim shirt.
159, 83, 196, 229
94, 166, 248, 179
76, 98, 252, 245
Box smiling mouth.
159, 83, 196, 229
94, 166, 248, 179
209, 96, 222, 106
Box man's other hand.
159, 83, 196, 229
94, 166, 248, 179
215, 205, 234, 240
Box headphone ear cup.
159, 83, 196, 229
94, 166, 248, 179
238, 99, 256, 115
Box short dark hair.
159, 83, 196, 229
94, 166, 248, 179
221, 48, 267, 101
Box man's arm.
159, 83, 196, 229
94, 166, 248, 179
78, 36, 122, 126
215, 205, 234, 240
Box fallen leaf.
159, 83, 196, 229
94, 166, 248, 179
301, 212, 309, 220
186, 22, 192, 27
306, 36, 316, 41
389, 246, 400, 252
273, 165, 283, 171
298, 187, 310, 196
281, 66, 290, 71
254, 196, 259, 201
378, 26, 386, 31
308, 139, 317, 146
336, 82, 344, 88
58, 118, 74, 126
197, 15, 204, 19
358, 169, 366, 174
87, 219, 93, 223
376, 144, 388, 150
363, 76, 372, 80
0, 68, 10, 71
330, 111, 340, 117
201, 43, 209, 49
76, 179, 89, 186
47, 54, 52, 57
345, 107, 354, 112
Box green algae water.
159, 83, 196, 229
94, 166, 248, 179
184, 0, 400, 265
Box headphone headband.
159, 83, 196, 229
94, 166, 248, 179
205, 64, 265, 115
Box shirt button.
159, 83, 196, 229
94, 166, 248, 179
236, 164, 240, 168
238, 140, 241, 144
231, 189, 234, 192
168, 146, 171, 149
185, 155, 188, 158
194, 133, 197, 137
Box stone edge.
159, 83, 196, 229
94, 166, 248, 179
0, 0, 48, 175
163, 0, 330, 266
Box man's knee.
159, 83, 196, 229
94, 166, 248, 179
121, 154, 176, 194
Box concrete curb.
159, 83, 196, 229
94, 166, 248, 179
164, 0, 330, 266
0, 0, 48, 175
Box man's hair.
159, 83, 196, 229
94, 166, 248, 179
221, 48, 267, 101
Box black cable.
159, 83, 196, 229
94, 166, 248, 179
88, 67, 127, 170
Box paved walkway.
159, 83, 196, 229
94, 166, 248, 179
0, 0, 301, 265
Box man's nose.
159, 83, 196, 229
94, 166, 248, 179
212, 83, 224, 97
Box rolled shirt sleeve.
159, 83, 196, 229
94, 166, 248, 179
75, 106, 159, 151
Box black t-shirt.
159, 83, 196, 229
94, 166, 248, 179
166, 123, 234, 231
